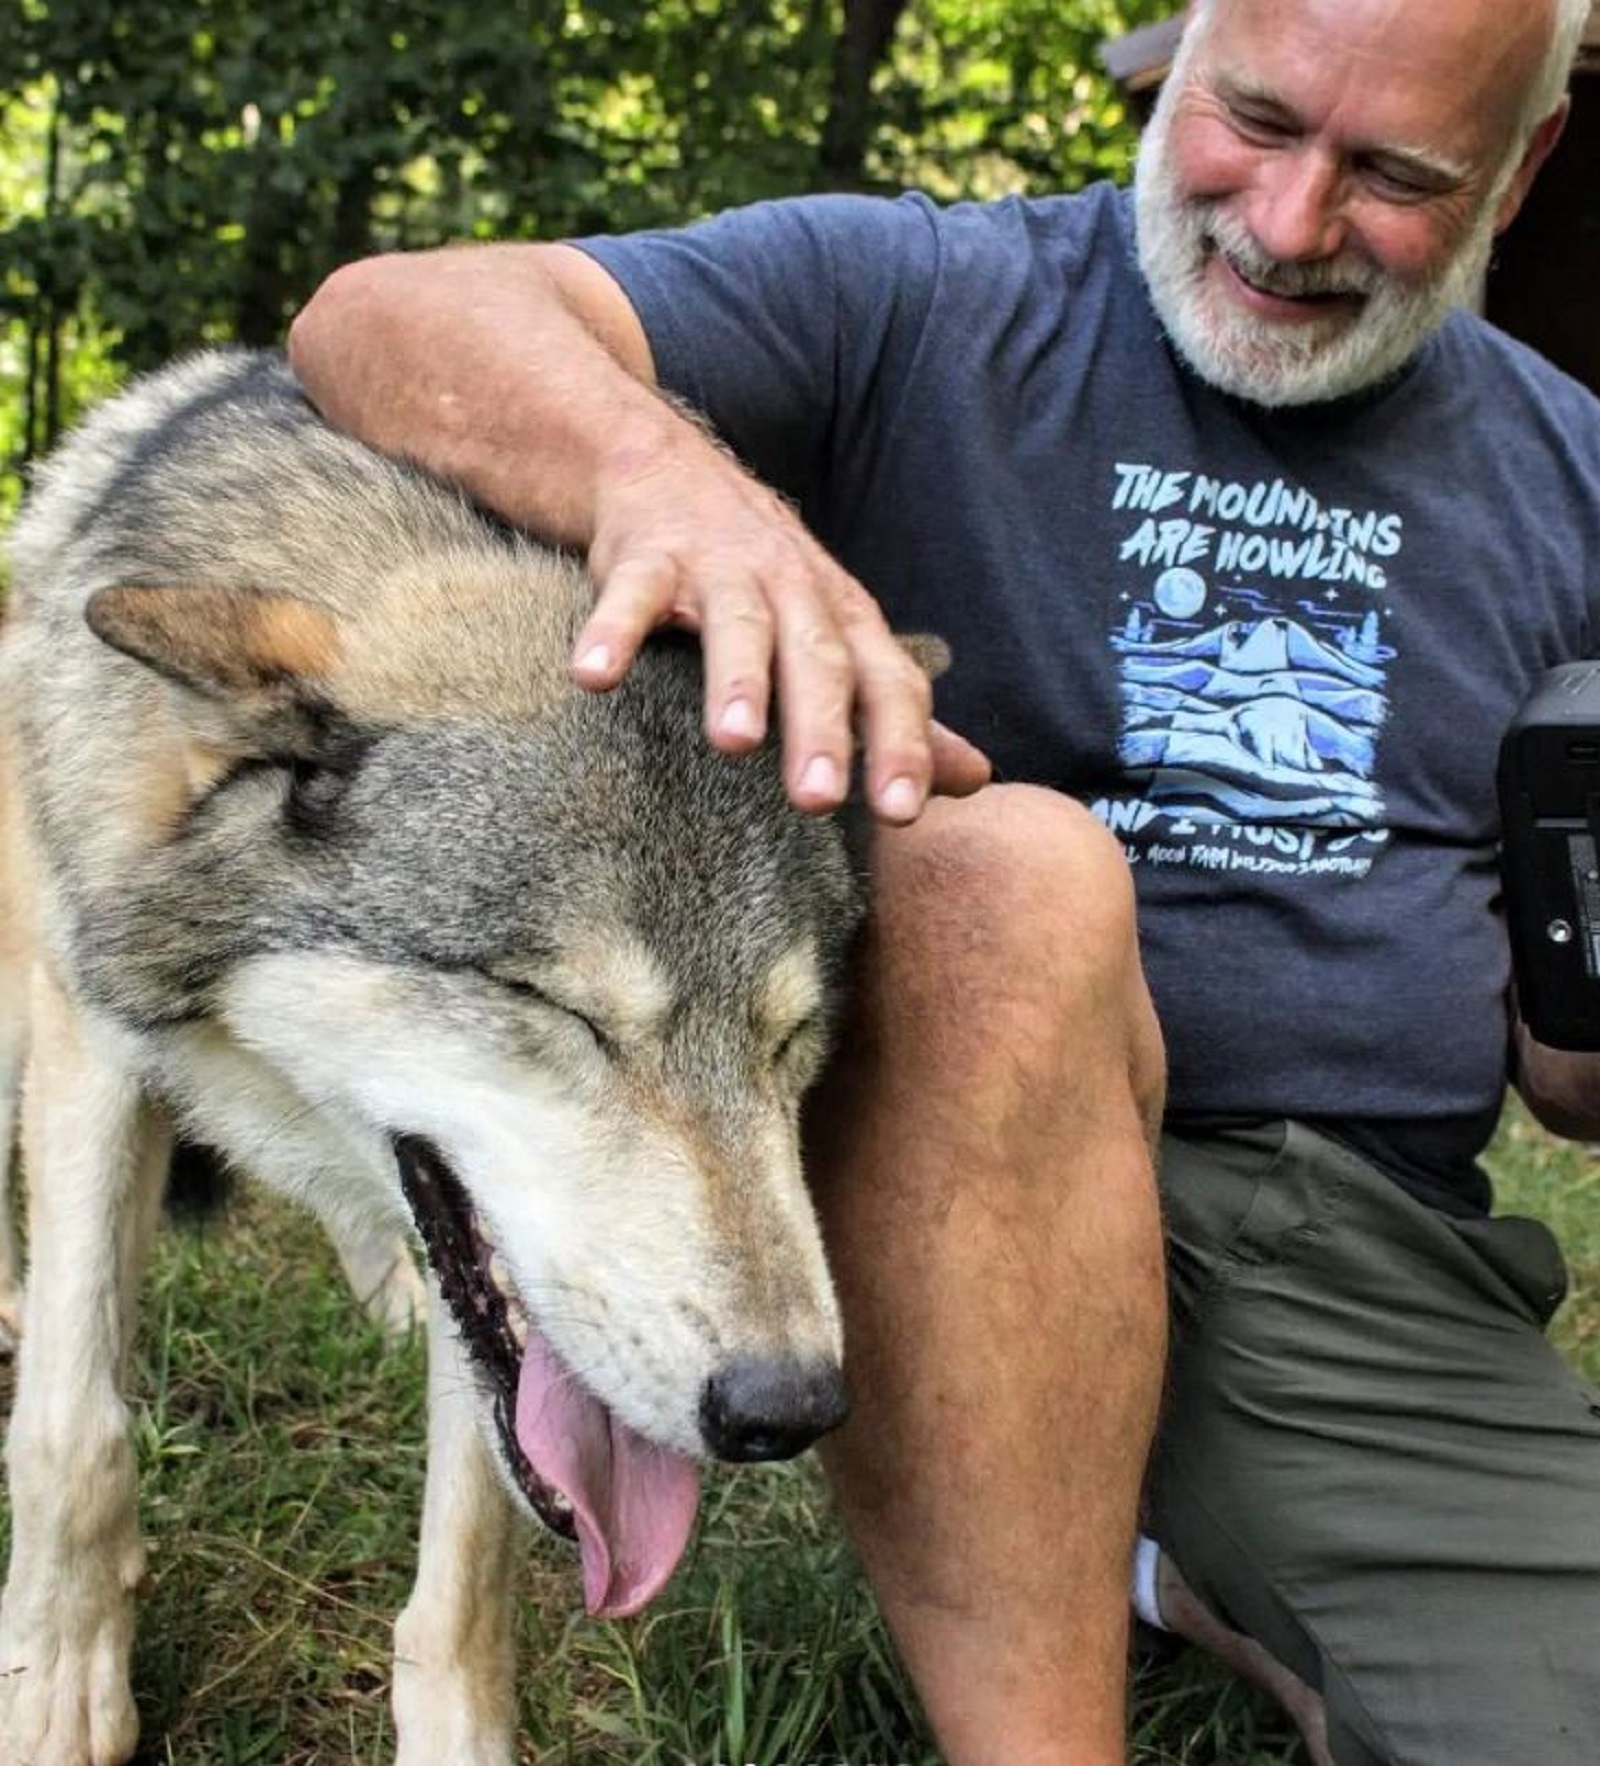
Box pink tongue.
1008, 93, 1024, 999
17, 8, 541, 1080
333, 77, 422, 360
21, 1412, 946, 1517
514, 1329, 701, 1618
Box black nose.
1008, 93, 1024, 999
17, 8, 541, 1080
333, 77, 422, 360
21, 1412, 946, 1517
699, 1357, 850, 1462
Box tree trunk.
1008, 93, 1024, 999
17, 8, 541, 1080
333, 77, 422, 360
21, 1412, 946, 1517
21, 314, 41, 467
43, 302, 64, 452
817, 0, 910, 189
235, 127, 290, 348
329, 160, 376, 268
32, 91, 66, 457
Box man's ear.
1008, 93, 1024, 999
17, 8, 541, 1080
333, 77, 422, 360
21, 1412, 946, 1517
1495, 98, 1570, 235
86, 585, 342, 702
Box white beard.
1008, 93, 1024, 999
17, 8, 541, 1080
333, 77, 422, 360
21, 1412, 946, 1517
1132, 94, 1506, 408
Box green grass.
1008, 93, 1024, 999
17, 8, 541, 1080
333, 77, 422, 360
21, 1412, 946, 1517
0, 1105, 1591, 1764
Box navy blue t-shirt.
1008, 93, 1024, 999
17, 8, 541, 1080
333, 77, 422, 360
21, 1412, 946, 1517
577, 183, 1600, 1210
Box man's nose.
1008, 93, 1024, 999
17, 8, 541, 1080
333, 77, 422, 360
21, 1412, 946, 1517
1247, 147, 1349, 262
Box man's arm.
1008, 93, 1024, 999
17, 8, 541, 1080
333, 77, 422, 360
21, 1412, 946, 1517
1512, 1015, 1600, 1140
286, 241, 988, 822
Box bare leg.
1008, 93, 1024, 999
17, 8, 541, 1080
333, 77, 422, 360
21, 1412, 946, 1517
1156, 1555, 1333, 1765
0, 962, 169, 1766
392, 1286, 521, 1766
808, 785, 1168, 1765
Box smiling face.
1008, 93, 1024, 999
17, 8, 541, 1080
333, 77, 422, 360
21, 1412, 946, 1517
1134, 0, 1568, 405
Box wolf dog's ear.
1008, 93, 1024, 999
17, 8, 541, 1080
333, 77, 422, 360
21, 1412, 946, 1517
85, 585, 341, 703
897, 633, 951, 681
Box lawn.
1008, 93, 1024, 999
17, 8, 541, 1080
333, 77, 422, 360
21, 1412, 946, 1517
0, 1106, 1592, 1765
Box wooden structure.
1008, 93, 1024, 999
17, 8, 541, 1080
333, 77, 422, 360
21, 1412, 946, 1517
1486, 5, 1600, 392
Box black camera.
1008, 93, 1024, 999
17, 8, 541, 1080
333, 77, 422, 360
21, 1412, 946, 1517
1498, 662, 1600, 1051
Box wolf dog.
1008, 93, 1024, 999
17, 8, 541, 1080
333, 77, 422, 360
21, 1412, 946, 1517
0, 348, 869, 1764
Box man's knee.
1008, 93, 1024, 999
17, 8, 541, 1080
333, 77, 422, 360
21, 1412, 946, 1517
863, 783, 1164, 1111
873, 783, 1134, 942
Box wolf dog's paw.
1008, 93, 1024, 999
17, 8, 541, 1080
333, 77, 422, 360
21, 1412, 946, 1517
0, 1600, 139, 1766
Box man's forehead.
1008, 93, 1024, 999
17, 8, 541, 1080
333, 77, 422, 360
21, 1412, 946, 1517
1202, 0, 1550, 42
1194, 0, 1552, 157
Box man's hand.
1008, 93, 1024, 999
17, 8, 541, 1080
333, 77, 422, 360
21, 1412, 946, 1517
574, 423, 990, 823
289, 242, 989, 822
1512, 1014, 1600, 1141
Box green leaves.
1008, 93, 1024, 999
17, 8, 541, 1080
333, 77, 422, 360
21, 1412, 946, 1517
0, 0, 1169, 508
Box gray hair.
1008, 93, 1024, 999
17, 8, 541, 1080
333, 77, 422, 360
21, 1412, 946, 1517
1530, 0, 1591, 133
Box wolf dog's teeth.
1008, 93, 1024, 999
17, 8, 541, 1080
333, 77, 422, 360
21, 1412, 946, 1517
487, 1250, 511, 1292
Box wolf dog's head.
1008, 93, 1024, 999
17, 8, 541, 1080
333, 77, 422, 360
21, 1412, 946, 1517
58, 506, 869, 1614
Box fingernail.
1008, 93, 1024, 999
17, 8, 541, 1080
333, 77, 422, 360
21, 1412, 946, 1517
879, 775, 921, 821
720, 697, 762, 741
799, 755, 842, 801
575, 643, 611, 676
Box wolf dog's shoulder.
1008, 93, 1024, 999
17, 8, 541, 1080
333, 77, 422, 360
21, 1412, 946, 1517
11, 350, 294, 584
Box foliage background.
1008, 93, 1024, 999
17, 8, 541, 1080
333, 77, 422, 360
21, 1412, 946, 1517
2, 8, 1597, 1762
0, 0, 1170, 523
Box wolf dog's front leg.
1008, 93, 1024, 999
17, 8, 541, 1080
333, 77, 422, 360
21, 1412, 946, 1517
392, 1287, 521, 1766
323, 1213, 428, 1341
0, 964, 168, 1766
0, 984, 25, 1349
0, 719, 32, 1352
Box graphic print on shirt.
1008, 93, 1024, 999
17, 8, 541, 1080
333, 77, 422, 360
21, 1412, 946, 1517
1092, 462, 1398, 881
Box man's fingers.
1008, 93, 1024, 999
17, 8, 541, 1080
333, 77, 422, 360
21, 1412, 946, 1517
848, 640, 939, 823
830, 581, 966, 823
572, 554, 682, 687
929, 722, 993, 799
697, 590, 777, 753
581, 480, 964, 824
765, 594, 859, 813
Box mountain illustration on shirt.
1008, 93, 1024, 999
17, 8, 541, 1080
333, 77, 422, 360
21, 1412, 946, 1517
1113, 607, 1391, 827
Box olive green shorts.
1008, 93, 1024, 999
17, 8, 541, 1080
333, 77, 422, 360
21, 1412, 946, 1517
1147, 1119, 1600, 1766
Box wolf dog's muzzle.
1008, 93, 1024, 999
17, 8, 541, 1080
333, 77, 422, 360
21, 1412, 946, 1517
390, 1134, 572, 1527
699, 1356, 849, 1461
390, 1133, 846, 1616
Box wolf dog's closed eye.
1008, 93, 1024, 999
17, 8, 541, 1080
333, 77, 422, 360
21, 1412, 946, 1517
0, 348, 879, 1763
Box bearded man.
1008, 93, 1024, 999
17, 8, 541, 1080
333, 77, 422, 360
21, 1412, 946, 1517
290, 1, 1600, 1760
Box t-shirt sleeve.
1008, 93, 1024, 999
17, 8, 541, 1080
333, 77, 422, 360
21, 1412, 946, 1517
571, 194, 944, 498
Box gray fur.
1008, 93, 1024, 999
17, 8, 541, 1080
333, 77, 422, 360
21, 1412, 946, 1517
0, 348, 873, 1758
6, 349, 863, 1048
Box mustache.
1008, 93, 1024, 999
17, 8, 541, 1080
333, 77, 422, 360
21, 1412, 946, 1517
1202, 208, 1380, 301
